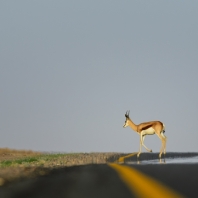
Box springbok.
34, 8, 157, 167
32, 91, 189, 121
123, 111, 167, 158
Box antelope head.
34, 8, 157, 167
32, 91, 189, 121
123, 110, 130, 128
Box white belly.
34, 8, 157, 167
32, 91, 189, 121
141, 127, 155, 135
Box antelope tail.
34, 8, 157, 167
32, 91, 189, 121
162, 123, 166, 133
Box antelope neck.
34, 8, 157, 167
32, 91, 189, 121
128, 118, 138, 132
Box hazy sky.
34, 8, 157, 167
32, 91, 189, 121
1, 1, 198, 153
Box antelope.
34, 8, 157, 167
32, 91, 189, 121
123, 111, 167, 158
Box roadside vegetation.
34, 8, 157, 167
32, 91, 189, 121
0, 148, 123, 186
0, 148, 124, 168
0, 153, 77, 168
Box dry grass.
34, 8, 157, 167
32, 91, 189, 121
0, 148, 41, 162
0, 148, 125, 186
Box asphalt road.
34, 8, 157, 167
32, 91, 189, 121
1, 153, 198, 198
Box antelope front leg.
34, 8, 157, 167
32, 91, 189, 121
142, 135, 152, 152
137, 135, 143, 158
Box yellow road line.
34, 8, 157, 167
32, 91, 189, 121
117, 153, 138, 163
109, 163, 185, 198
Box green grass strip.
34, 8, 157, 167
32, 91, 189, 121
0, 153, 81, 167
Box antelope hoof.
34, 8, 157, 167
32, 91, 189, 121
150, 150, 152, 153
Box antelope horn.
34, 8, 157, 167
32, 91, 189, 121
125, 110, 130, 117
125, 110, 129, 117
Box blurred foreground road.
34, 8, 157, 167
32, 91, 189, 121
1, 153, 198, 198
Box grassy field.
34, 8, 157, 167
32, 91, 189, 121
0, 148, 123, 167
0, 148, 123, 186
1, 152, 73, 167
